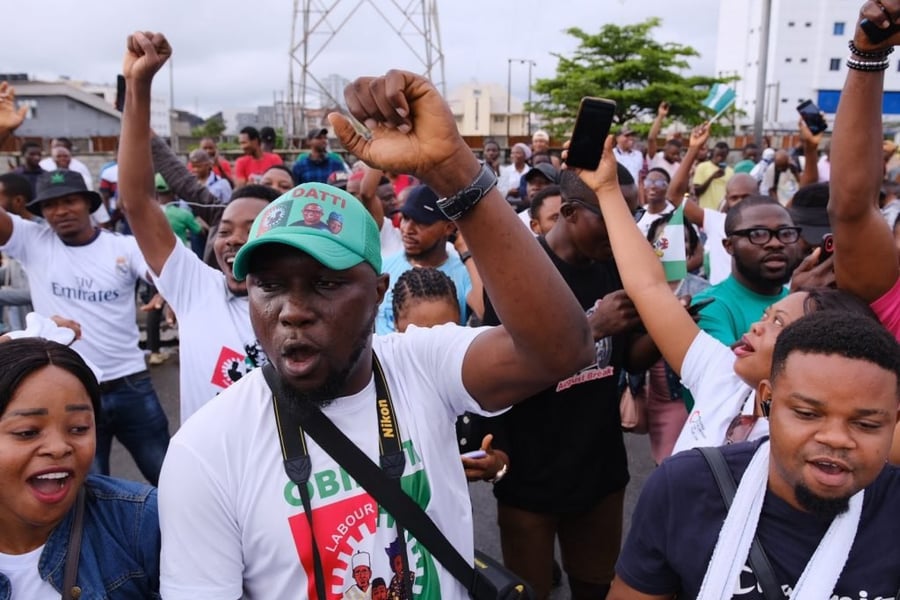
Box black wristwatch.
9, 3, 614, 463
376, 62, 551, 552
436, 164, 498, 221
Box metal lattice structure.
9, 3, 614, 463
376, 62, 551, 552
287, 0, 445, 137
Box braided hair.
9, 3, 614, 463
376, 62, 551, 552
391, 267, 459, 329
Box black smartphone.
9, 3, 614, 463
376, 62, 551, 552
115, 75, 126, 112
565, 97, 617, 171
818, 233, 834, 264
797, 100, 828, 135
687, 297, 716, 316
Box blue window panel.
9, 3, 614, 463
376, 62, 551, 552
817, 90, 900, 114
834, 22, 845, 35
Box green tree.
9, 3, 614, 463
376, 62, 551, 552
191, 114, 226, 139
529, 18, 732, 138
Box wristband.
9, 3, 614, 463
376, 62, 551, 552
459, 251, 473, 264
848, 39, 894, 59
846, 55, 890, 71
436, 164, 498, 221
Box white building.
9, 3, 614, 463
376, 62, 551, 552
715, 0, 900, 131
446, 82, 528, 139
66, 80, 171, 137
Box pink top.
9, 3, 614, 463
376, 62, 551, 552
871, 276, 900, 340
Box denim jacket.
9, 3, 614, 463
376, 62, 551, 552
0, 475, 160, 599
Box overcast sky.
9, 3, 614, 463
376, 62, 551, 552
5, 0, 720, 117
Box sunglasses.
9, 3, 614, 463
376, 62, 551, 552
643, 179, 669, 189
725, 414, 759, 444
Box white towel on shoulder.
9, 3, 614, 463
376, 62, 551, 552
697, 441, 863, 600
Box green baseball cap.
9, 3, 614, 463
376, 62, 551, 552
232, 182, 382, 280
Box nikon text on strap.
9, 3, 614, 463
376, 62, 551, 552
264, 356, 413, 599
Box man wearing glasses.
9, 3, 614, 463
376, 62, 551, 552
690, 196, 802, 346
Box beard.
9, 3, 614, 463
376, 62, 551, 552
734, 255, 792, 289
277, 311, 374, 417
794, 481, 851, 520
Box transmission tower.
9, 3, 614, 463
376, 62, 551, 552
287, 0, 446, 138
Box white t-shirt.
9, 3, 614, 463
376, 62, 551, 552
1, 215, 148, 380
498, 164, 527, 200
0, 545, 59, 599
613, 147, 644, 183
671, 330, 768, 456
380, 218, 403, 260
635, 202, 674, 238
703, 208, 731, 285
648, 152, 680, 181
152, 241, 261, 423
159, 323, 492, 600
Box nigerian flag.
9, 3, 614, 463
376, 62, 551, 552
655, 203, 687, 282
702, 83, 736, 114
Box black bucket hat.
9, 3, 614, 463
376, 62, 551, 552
28, 170, 102, 216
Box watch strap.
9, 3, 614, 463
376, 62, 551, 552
437, 164, 498, 221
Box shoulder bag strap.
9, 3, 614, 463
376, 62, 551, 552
296, 404, 484, 595
697, 446, 782, 600
61, 487, 86, 600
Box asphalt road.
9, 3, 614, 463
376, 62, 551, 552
111, 346, 657, 599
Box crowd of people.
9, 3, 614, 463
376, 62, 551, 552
1, 2, 900, 598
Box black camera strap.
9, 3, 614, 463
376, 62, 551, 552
264, 355, 411, 600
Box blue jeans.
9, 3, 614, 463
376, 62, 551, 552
92, 372, 170, 486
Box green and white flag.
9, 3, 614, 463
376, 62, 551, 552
654, 203, 687, 282
702, 83, 736, 114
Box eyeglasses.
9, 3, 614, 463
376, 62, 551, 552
727, 226, 801, 245
643, 179, 668, 189
725, 414, 760, 444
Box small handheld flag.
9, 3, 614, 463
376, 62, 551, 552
654, 202, 687, 283
702, 83, 736, 124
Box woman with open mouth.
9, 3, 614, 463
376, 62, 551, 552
0, 338, 159, 599
579, 135, 880, 457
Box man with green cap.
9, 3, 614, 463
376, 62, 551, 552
125, 31, 594, 599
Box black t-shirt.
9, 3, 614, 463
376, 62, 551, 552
617, 439, 900, 597
483, 236, 629, 513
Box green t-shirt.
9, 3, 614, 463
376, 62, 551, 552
164, 204, 202, 246
692, 275, 788, 347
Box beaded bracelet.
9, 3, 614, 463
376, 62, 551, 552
846, 55, 890, 71
848, 39, 894, 59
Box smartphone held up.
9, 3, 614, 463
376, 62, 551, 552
797, 100, 828, 135
565, 97, 617, 171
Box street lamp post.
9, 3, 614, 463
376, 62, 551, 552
507, 58, 536, 143
506, 59, 512, 146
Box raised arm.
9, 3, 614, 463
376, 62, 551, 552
647, 101, 668, 159
579, 136, 700, 375
797, 119, 823, 187
667, 124, 708, 228
332, 71, 593, 411
0, 82, 27, 245
358, 166, 386, 225
828, 4, 900, 301
118, 32, 179, 276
